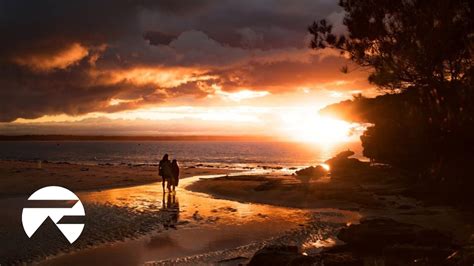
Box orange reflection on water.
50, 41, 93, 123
79, 174, 311, 226
43, 173, 361, 265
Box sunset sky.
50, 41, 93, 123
0, 0, 376, 140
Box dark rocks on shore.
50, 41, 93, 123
248, 218, 467, 265
192, 211, 203, 221
337, 218, 453, 250
248, 245, 362, 266
329, 217, 459, 265
295, 150, 367, 179
248, 245, 315, 265
325, 150, 367, 174
295, 165, 327, 178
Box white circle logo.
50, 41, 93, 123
22, 186, 85, 244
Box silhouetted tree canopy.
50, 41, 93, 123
312, 0, 474, 190
309, 0, 473, 91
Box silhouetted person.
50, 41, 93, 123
159, 154, 173, 192
171, 159, 180, 191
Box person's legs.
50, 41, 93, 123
162, 178, 165, 192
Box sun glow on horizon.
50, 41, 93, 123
11, 104, 360, 144
280, 109, 355, 144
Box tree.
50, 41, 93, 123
309, 0, 473, 92
311, 0, 474, 187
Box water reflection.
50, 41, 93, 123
161, 193, 179, 230
40, 173, 360, 265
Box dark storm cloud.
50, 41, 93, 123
0, 63, 165, 122
0, 0, 136, 62
143, 31, 178, 45
0, 0, 345, 122
140, 0, 342, 49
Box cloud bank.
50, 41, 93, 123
0, 0, 368, 123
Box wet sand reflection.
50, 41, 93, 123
41, 174, 358, 265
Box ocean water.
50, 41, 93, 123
0, 141, 363, 168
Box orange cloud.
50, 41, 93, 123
12, 43, 89, 71
101, 66, 216, 89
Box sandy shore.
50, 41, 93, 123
2, 158, 473, 264
0, 160, 241, 264
186, 160, 474, 263
186, 172, 393, 211
0, 160, 238, 198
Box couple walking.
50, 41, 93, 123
158, 154, 179, 192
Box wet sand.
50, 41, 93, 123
187, 173, 388, 211
0, 160, 239, 264
187, 172, 474, 246
4, 158, 471, 264
38, 174, 360, 265
0, 161, 360, 265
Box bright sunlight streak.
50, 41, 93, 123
280, 109, 354, 144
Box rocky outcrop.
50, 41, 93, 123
325, 150, 366, 174
248, 218, 465, 265
295, 165, 326, 178
338, 217, 452, 249
247, 245, 362, 266
248, 245, 316, 265
331, 218, 458, 265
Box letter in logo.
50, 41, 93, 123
22, 186, 85, 244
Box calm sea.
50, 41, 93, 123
0, 141, 363, 168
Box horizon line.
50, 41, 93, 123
0, 134, 282, 142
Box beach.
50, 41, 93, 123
1, 156, 473, 265
187, 155, 474, 264
0, 160, 243, 264
2, 0, 472, 264
0, 159, 358, 265
0, 160, 238, 198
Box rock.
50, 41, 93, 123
330, 217, 457, 264
217, 256, 249, 264
192, 211, 203, 221
316, 251, 363, 266
248, 245, 317, 266
248, 245, 363, 266
337, 218, 453, 250
295, 165, 327, 178
325, 150, 366, 174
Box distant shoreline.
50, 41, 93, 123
0, 135, 277, 142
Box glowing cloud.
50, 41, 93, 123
212, 85, 270, 102
12, 43, 89, 71
104, 67, 216, 89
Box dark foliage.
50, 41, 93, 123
311, 0, 474, 189
309, 0, 473, 91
